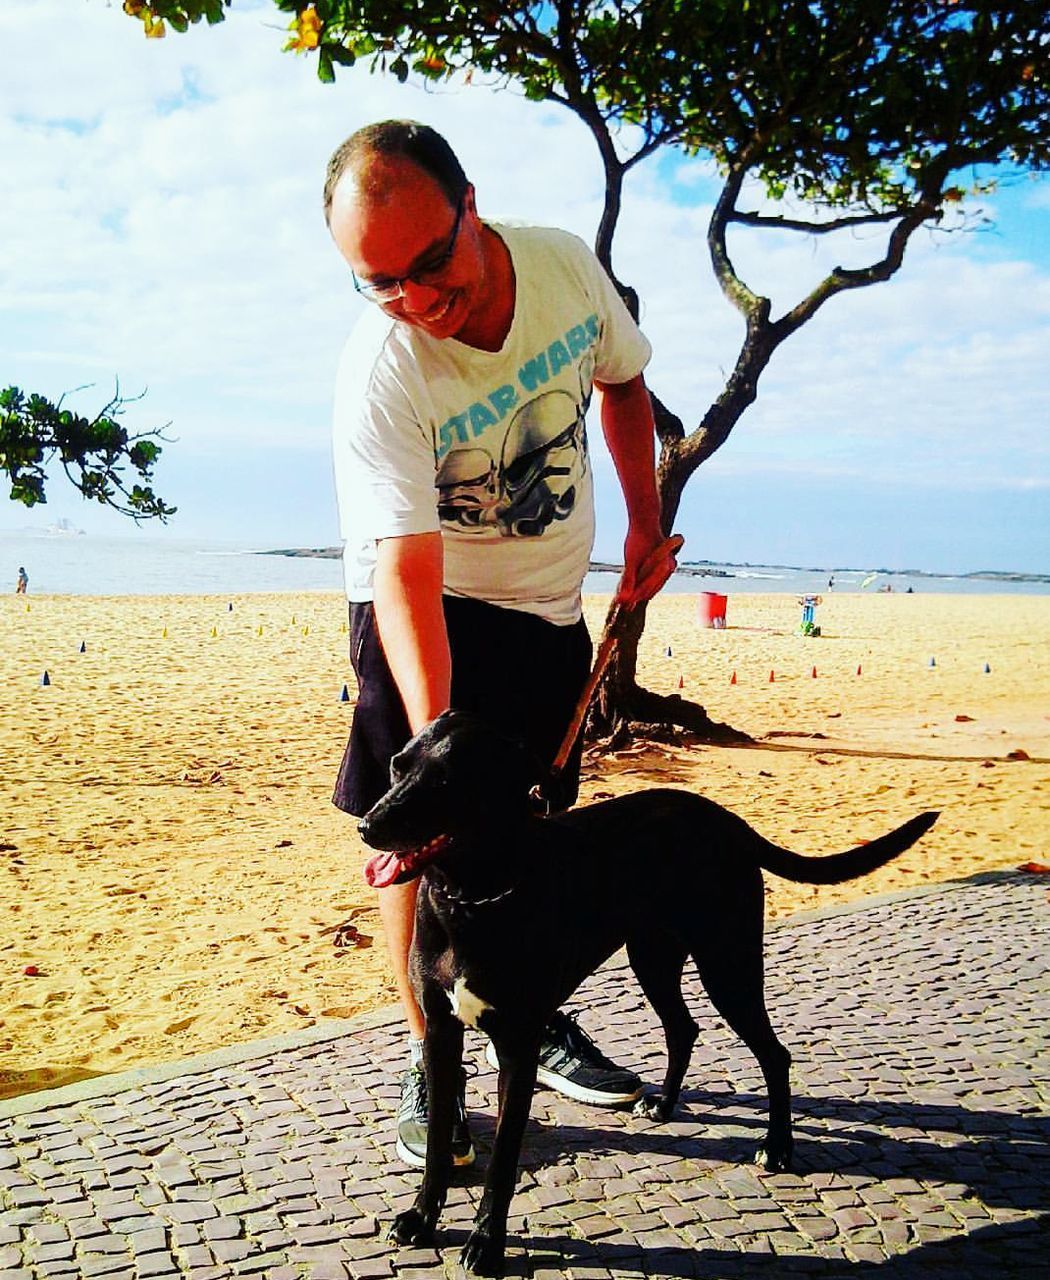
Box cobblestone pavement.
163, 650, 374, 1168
1, 873, 1047, 1279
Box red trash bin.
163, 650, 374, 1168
698, 592, 728, 629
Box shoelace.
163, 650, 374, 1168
399, 1068, 427, 1121
544, 1012, 620, 1072
399, 1066, 471, 1124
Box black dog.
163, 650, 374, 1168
359, 710, 938, 1275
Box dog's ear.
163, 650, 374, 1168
440, 713, 545, 808
429, 707, 483, 738
426, 708, 464, 736
486, 739, 547, 820
503, 735, 546, 799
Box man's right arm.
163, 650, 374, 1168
372, 531, 451, 735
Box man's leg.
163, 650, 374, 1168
333, 602, 473, 1168
378, 881, 425, 1041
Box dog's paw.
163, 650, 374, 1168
389, 1208, 436, 1247
755, 1141, 794, 1174
633, 1093, 673, 1122
459, 1227, 506, 1276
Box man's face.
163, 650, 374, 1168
328, 158, 484, 342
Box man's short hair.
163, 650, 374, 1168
323, 119, 469, 224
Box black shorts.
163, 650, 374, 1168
332, 595, 592, 818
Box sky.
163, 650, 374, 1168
2, 0, 1048, 575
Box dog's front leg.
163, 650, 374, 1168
389, 996, 464, 1248
460, 1038, 539, 1277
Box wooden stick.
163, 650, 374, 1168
547, 533, 684, 783
549, 600, 629, 776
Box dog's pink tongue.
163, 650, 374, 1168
364, 850, 403, 889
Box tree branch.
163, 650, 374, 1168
730, 207, 906, 233
621, 125, 679, 173
767, 149, 977, 344
1, 382, 176, 520
649, 387, 685, 450
767, 205, 928, 345
708, 167, 768, 323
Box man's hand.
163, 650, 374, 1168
616, 531, 685, 607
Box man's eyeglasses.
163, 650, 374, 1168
353, 199, 465, 304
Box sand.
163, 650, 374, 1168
2, 589, 1047, 1101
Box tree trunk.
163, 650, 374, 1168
585, 593, 747, 745
583, 312, 778, 748
585, 423, 750, 746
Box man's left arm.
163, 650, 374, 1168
594, 372, 684, 606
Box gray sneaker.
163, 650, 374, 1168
395, 1065, 475, 1169
485, 1011, 642, 1105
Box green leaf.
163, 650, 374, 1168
1, 385, 175, 520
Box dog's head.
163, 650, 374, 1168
358, 710, 542, 888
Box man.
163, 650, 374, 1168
326, 120, 681, 1168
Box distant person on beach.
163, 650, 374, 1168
15, 567, 28, 595
325, 119, 681, 1168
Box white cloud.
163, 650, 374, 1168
2, 0, 1047, 556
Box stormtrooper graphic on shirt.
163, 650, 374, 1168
436, 384, 589, 539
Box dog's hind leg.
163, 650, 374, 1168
694, 948, 793, 1172
627, 933, 698, 1122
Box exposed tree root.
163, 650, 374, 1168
585, 685, 750, 752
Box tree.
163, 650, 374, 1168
1, 384, 176, 521
126, 0, 1048, 738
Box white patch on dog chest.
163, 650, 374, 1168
447, 978, 493, 1029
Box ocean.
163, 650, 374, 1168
1, 531, 1046, 598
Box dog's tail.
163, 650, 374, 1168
751, 811, 940, 884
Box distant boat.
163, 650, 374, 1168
44, 518, 86, 536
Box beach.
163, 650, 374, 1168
2, 589, 1047, 1102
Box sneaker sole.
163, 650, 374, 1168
395, 1137, 476, 1169
484, 1040, 642, 1107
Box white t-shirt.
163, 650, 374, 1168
332, 223, 651, 626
